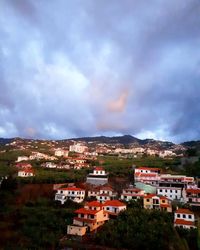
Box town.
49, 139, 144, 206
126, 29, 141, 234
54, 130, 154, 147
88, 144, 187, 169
0, 136, 199, 249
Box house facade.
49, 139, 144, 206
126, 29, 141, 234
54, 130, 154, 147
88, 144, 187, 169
121, 187, 145, 201
55, 187, 85, 204
143, 194, 172, 212
174, 208, 196, 229
67, 201, 109, 236
86, 167, 108, 185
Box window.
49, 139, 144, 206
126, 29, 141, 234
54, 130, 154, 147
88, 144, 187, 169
107, 207, 110, 210
175, 190, 177, 193
81, 214, 84, 218
146, 199, 150, 202
165, 190, 167, 192
160, 189, 162, 192
188, 215, 192, 219
170, 190, 172, 193
177, 214, 180, 218
183, 214, 186, 218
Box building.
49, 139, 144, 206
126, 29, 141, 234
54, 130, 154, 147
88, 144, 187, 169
156, 186, 182, 200
174, 208, 196, 229
55, 186, 85, 204
121, 187, 145, 202
183, 188, 200, 206
143, 194, 172, 212
86, 167, 108, 185
134, 167, 161, 185
55, 149, 69, 157
67, 201, 109, 236
97, 186, 117, 203
69, 143, 88, 154
43, 162, 57, 168
16, 156, 29, 162
103, 200, 126, 216
18, 169, 34, 177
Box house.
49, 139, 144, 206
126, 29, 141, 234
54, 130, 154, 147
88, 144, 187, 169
86, 167, 108, 185
16, 156, 29, 162
156, 186, 182, 200
143, 194, 172, 212
67, 201, 109, 236
88, 186, 101, 199
134, 167, 161, 185
18, 168, 34, 177
69, 143, 88, 154
43, 162, 57, 168
16, 163, 32, 169
55, 186, 85, 204
121, 187, 145, 202
97, 186, 117, 203
55, 149, 69, 157
174, 208, 196, 229
183, 188, 200, 206
103, 200, 126, 216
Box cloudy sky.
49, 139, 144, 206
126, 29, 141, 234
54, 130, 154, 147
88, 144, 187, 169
0, 0, 200, 142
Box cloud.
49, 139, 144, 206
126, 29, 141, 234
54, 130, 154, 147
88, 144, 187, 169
0, 0, 200, 142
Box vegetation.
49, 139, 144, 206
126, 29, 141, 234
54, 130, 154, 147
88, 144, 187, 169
95, 208, 198, 250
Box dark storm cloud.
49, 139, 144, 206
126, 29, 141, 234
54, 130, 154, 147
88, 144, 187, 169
0, 0, 200, 142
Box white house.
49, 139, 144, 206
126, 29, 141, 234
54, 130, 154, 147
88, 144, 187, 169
156, 186, 182, 200
174, 208, 196, 229
121, 187, 145, 202
69, 143, 88, 153
86, 167, 108, 185
18, 169, 34, 177
43, 162, 57, 168
55, 186, 85, 204
97, 186, 117, 203
16, 156, 29, 162
55, 149, 69, 157
103, 200, 126, 216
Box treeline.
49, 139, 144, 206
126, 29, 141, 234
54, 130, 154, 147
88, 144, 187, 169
95, 208, 199, 250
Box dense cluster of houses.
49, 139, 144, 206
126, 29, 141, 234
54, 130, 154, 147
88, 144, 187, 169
53, 166, 199, 237
16, 163, 35, 177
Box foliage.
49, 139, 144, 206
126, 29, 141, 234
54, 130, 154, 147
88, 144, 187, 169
95, 208, 187, 250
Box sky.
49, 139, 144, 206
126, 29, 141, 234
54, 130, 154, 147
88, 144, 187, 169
0, 0, 200, 143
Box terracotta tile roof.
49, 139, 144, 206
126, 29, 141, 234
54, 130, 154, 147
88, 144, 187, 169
186, 189, 200, 194
19, 169, 34, 173
94, 167, 104, 171
103, 200, 126, 207
86, 201, 102, 207
144, 194, 157, 199
75, 208, 100, 215
174, 219, 195, 226
139, 173, 158, 177
100, 186, 113, 191
160, 203, 171, 208
175, 208, 194, 215
58, 187, 84, 191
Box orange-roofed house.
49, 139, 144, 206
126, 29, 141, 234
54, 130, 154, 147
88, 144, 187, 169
55, 186, 85, 204
18, 168, 35, 177
143, 194, 172, 212
134, 167, 160, 185
86, 167, 108, 185
121, 187, 145, 202
174, 208, 196, 229
103, 200, 126, 216
67, 201, 109, 236
97, 186, 117, 203
183, 188, 200, 207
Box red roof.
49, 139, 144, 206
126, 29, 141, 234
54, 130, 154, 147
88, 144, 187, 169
103, 200, 126, 207
174, 219, 194, 226
160, 203, 171, 208
94, 167, 104, 171
58, 187, 84, 191
139, 173, 158, 177
19, 169, 34, 173
75, 208, 100, 215
175, 208, 194, 215
16, 163, 32, 167
86, 201, 102, 207
186, 189, 200, 194
144, 194, 157, 199
100, 186, 113, 191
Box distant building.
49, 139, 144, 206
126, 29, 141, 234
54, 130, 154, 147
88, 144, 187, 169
16, 156, 29, 162
156, 186, 182, 200
121, 187, 145, 202
134, 167, 161, 185
55, 149, 69, 157
143, 194, 172, 212
86, 167, 108, 185
55, 186, 85, 204
174, 208, 196, 229
18, 169, 34, 177
97, 186, 117, 203
183, 188, 200, 206
69, 143, 88, 154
